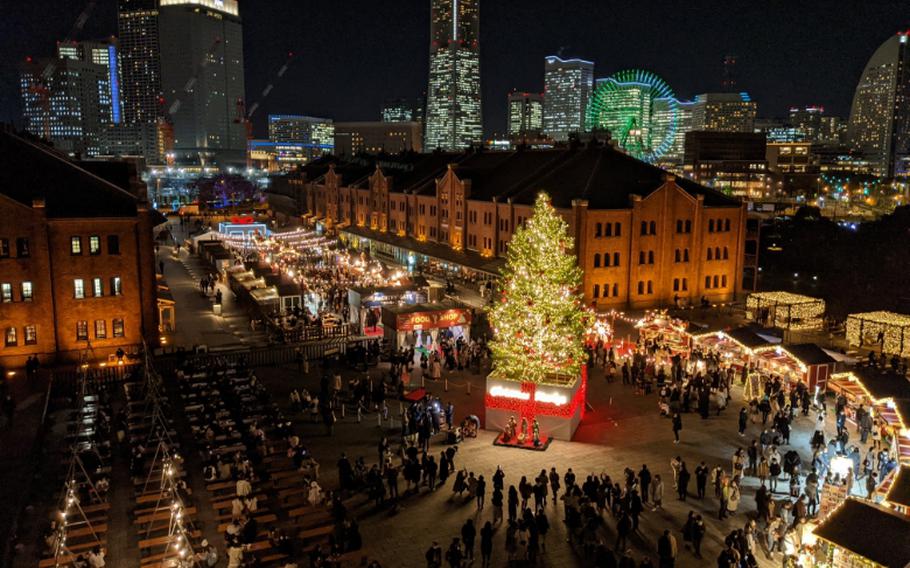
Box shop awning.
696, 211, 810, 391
812, 498, 910, 568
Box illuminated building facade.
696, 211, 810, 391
297, 145, 747, 309
425, 0, 482, 151
847, 32, 910, 177
382, 97, 425, 125
542, 56, 594, 142
656, 99, 694, 167
507, 91, 543, 140
0, 131, 160, 368
158, 0, 246, 165
117, 0, 160, 126
20, 39, 122, 157
691, 92, 757, 133
267, 114, 334, 160
683, 131, 769, 197
333, 122, 423, 156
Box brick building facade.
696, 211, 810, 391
294, 144, 747, 309
0, 132, 160, 368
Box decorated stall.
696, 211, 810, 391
691, 325, 778, 369
811, 498, 910, 568
752, 343, 836, 391
635, 310, 693, 356
746, 291, 825, 330
381, 302, 472, 352
846, 311, 910, 358
485, 193, 589, 446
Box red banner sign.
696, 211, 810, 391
396, 309, 471, 331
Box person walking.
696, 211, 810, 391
461, 519, 476, 561
695, 462, 708, 499
535, 509, 550, 551
475, 475, 486, 511
548, 467, 561, 504
691, 515, 706, 559
650, 474, 664, 511
479, 521, 493, 568
672, 412, 682, 443
738, 407, 748, 436
491, 487, 503, 524
657, 529, 678, 568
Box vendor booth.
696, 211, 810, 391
691, 325, 779, 369
381, 303, 472, 351
752, 343, 835, 391
812, 498, 910, 568
746, 291, 825, 330
846, 311, 910, 358
250, 286, 280, 313
635, 310, 693, 356
348, 280, 428, 336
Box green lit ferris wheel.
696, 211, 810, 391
586, 69, 678, 163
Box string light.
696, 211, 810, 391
746, 291, 825, 330
846, 311, 910, 357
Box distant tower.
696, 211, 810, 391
424, 0, 482, 151
722, 55, 737, 91
542, 56, 594, 142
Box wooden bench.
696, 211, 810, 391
138, 529, 202, 552
298, 524, 334, 543
135, 506, 196, 525
216, 513, 277, 533
63, 523, 108, 541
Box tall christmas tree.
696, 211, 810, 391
488, 192, 588, 384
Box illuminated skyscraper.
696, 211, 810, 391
20, 39, 121, 156
425, 0, 482, 151
542, 56, 593, 142
117, 0, 160, 125
691, 93, 757, 133
158, 0, 247, 164
847, 32, 910, 177
507, 91, 543, 139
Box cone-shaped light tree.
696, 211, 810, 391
488, 192, 588, 384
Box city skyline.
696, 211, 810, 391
1, 1, 909, 139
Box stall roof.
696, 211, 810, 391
812, 498, 910, 568
847, 367, 910, 402
885, 466, 910, 509
780, 343, 836, 366
250, 287, 279, 303
746, 291, 823, 306
727, 327, 774, 349
383, 301, 471, 315
276, 281, 302, 297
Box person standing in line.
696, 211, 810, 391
672, 412, 682, 444
479, 521, 493, 568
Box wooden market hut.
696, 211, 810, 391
812, 498, 910, 568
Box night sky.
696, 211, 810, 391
1, 0, 908, 138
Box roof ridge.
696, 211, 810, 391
7, 131, 138, 202
506, 147, 585, 203
581, 147, 606, 199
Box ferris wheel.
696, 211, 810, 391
586, 69, 679, 163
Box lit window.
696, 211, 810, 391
21, 282, 32, 302
95, 319, 107, 339
76, 321, 88, 341
25, 325, 37, 345
0, 283, 11, 303
112, 318, 124, 338
89, 235, 101, 255
71, 236, 82, 255
4, 327, 16, 347
93, 277, 103, 297
74, 279, 85, 299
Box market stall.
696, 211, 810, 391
380, 302, 472, 352
883, 465, 910, 515
812, 498, 910, 568
347, 280, 429, 336
635, 310, 693, 356
753, 343, 836, 391
746, 291, 825, 330
846, 311, 910, 358
691, 325, 778, 369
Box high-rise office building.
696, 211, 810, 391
655, 99, 694, 167
542, 56, 594, 142
789, 105, 825, 141
158, 0, 247, 165
847, 32, 910, 177
382, 98, 425, 124
20, 39, 121, 157
507, 91, 543, 139
683, 131, 768, 197
691, 93, 757, 133
117, 0, 161, 126
267, 114, 334, 160
424, 0, 482, 151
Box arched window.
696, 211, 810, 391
682, 278, 688, 291
649, 221, 656, 235
674, 249, 681, 263
647, 280, 653, 294
640, 221, 648, 235
603, 283, 610, 297
595, 223, 602, 238
676, 220, 683, 233
614, 223, 622, 237
715, 247, 721, 259
722, 274, 728, 287
683, 248, 690, 262
708, 219, 715, 233
613, 252, 620, 266
707, 248, 713, 261
605, 223, 613, 237
639, 251, 646, 265
673, 278, 680, 292
594, 253, 601, 268
648, 251, 655, 264
612, 283, 619, 297
723, 246, 729, 260
637, 281, 644, 294
593, 284, 600, 298
713, 275, 719, 288
724, 219, 731, 232
685, 220, 692, 233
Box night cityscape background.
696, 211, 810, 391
1, 2, 910, 568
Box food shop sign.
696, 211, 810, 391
396, 309, 471, 331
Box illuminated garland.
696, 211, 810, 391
846, 311, 910, 357
487, 193, 588, 385
746, 291, 825, 330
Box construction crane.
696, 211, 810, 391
234, 51, 296, 168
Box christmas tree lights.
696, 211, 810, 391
487, 192, 588, 385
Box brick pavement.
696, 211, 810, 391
255, 356, 823, 567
